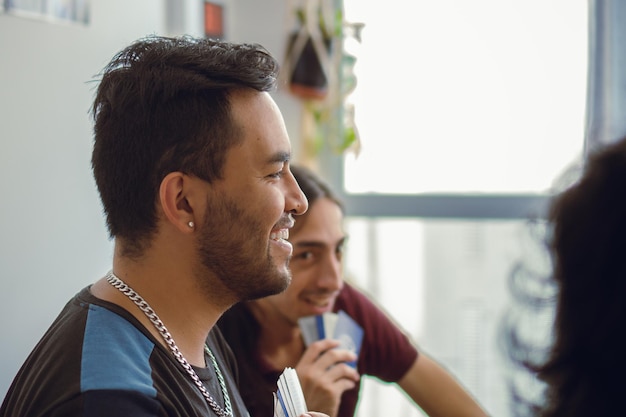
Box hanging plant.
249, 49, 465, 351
285, 2, 338, 100
283, 0, 363, 157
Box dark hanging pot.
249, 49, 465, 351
286, 32, 332, 100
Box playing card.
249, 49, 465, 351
331, 310, 364, 368
322, 312, 338, 338
273, 391, 288, 417
297, 315, 319, 346
274, 367, 308, 417
298, 311, 363, 369
298, 312, 338, 345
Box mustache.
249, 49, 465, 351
275, 213, 295, 230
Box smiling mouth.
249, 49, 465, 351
304, 297, 334, 308
270, 229, 289, 241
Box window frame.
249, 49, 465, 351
319, 156, 549, 219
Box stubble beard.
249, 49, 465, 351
196, 194, 291, 302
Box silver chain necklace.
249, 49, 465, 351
105, 271, 233, 417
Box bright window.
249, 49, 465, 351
343, 0, 587, 194
338, 1, 588, 416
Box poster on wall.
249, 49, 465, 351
3, 0, 90, 25
204, 1, 224, 39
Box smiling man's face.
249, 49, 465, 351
257, 197, 346, 324
195, 89, 307, 302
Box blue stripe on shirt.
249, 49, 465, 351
81, 304, 157, 398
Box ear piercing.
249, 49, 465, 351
188, 221, 195, 228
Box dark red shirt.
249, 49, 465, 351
217, 282, 419, 417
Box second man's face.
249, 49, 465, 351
263, 197, 346, 324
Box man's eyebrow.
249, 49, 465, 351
294, 241, 325, 248
266, 151, 291, 165
294, 237, 347, 249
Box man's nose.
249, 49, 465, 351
286, 170, 308, 215
317, 255, 343, 291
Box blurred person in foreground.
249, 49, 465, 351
218, 165, 489, 417
505, 136, 626, 417
0, 35, 328, 417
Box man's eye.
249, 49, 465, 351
294, 251, 313, 260
268, 170, 284, 179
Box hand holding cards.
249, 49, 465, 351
298, 310, 364, 368
273, 367, 308, 417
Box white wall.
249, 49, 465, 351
0, 0, 300, 398
225, 0, 304, 147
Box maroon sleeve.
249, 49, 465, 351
334, 282, 419, 382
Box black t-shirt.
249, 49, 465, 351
0, 287, 250, 417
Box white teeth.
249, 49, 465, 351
307, 298, 330, 307
270, 229, 289, 241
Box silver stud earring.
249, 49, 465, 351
188, 221, 195, 228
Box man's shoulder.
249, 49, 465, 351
0, 288, 165, 417
336, 282, 378, 310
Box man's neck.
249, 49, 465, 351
91, 250, 230, 366
248, 301, 305, 370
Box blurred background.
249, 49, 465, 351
1, 1, 625, 416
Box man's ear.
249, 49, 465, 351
159, 172, 199, 234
